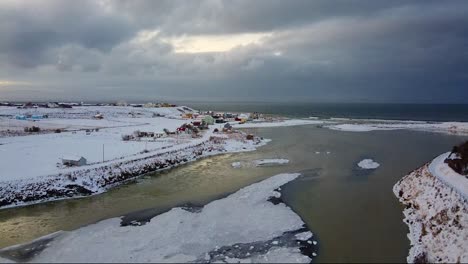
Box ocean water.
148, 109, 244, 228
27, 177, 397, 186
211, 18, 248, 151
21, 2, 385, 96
0, 125, 466, 262
178, 102, 468, 122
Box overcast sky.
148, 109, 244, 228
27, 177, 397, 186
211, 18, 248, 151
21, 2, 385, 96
0, 0, 467, 103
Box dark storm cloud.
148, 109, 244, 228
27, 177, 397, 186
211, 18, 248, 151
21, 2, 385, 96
0, 0, 135, 68
0, 0, 467, 103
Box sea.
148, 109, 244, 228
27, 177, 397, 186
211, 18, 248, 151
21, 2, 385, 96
177, 102, 468, 122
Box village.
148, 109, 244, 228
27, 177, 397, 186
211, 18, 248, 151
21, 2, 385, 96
0, 102, 275, 208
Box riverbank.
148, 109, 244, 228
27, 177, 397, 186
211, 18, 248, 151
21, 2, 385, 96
393, 155, 468, 263
0, 130, 268, 209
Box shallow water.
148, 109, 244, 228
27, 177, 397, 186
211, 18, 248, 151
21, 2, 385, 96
0, 126, 466, 262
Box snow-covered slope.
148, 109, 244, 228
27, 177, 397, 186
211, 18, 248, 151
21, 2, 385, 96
0, 173, 318, 263
393, 164, 468, 263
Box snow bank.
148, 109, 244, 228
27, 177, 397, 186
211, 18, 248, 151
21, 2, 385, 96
0, 173, 317, 263
393, 165, 468, 263
327, 121, 468, 135
357, 159, 380, 169
428, 152, 468, 200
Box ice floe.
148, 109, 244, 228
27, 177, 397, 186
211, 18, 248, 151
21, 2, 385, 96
255, 159, 290, 166
231, 159, 290, 169
0, 173, 316, 263
357, 159, 380, 169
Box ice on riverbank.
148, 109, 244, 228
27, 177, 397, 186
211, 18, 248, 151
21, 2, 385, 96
393, 163, 468, 263
0, 173, 316, 263
234, 119, 330, 128
327, 121, 468, 135
357, 159, 380, 169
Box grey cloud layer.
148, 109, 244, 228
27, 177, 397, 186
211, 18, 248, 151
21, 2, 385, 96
0, 0, 467, 102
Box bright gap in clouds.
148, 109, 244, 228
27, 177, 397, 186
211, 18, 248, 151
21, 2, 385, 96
0, 80, 31, 87
165, 33, 271, 53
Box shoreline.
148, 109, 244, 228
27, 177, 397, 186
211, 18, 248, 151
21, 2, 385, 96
0, 173, 318, 263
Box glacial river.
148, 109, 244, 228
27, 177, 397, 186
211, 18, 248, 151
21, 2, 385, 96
0, 125, 466, 262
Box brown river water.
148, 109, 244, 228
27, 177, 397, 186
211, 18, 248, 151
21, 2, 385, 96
0, 125, 466, 262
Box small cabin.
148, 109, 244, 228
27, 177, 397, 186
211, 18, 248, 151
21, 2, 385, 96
61, 155, 87, 167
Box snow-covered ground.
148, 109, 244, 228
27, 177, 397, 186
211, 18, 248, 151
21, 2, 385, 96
393, 164, 468, 263
357, 159, 380, 169
0, 173, 317, 263
327, 121, 468, 135
0, 106, 274, 208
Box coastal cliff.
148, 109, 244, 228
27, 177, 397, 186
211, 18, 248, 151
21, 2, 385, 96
393, 163, 467, 263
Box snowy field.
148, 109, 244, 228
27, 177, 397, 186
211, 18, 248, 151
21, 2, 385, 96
0, 173, 317, 263
0, 107, 190, 182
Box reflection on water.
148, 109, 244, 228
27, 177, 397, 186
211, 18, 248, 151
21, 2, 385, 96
0, 126, 466, 262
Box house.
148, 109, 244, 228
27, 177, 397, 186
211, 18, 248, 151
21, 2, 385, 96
31, 115, 45, 120
202, 115, 215, 125
144, 102, 157, 108
61, 155, 87, 167
183, 113, 194, 119
223, 123, 233, 132
155, 132, 165, 138
238, 113, 250, 121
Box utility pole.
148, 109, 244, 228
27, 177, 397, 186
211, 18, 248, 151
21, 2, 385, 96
102, 144, 105, 162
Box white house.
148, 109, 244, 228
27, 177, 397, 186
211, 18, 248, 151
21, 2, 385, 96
61, 155, 87, 167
